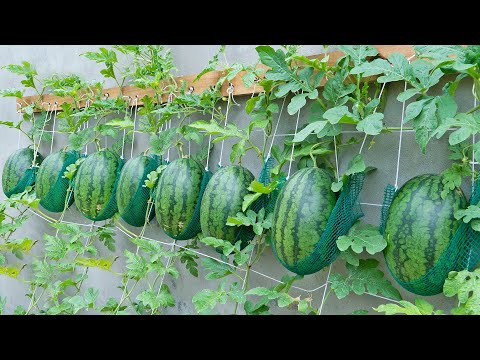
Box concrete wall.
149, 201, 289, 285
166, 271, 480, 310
0, 45, 473, 314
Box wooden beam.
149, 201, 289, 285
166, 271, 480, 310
18, 45, 415, 112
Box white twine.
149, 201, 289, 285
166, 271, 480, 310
266, 97, 287, 159
394, 81, 408, 189
317, 264, 332, 315
130, 97, 139, 159
205, 108, 215, 171
49, 103, 58, 154
218, 84, 235, 167
333, 136, 340, 182
16, 103, 22, 150
33, 103, 51, 165
472, 85, 477, 192
286, 93, 303, 180
358, 82, 387, 154
83, 100, 91, 156
120, 96, 131, 159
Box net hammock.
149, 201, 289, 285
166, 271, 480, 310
378, 79, 480, 296
38, 150, 80, 212
119, 154, 163, 227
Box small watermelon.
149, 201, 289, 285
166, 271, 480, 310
384, 174, 467, 284
271, 167, 336, 275
2, 147, 43, 197
116, 154, 161, 227
156, 158, 207, 239
200, 165, 254, 243
36, 150, 80, 212
74, 149, 123, 221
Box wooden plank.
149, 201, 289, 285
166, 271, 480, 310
18, 45, 415, 112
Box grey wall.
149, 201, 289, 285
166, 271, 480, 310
0, 45, 472, 314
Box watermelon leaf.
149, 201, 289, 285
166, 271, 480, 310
336, 222, 387, 255
441, 162, 470, 199
201, 258, 234, 280
330, 259, 402, 300
454, 204, 480, 225
374, 299, 442, 315
345, 154, 366, 176
443, 268, 480, 315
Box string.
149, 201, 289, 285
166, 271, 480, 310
358, 82, 387, 154
104, 93, 109, 148
33, 103, 51, 166
218, 84, 235, 167
49, 103, 58, 154
333, 136, 340, 182
130, 96, 139, 159
472, 84, 477, 192
286, 92, 303, 180
266, 96, 287, 159
120, 96, 131, 159
16, 103, 22, 150
394, 81, 408, 189
205, 107, 215, 171
317, 263, 332, 315
83, 100, 91, 156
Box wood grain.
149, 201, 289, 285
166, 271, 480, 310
18, 45, 415, 112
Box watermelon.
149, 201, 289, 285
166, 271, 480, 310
74, 149, 123, 221
116, 154, 161, 227
200, 165, 254, 243
271, 167, 336, 273
36, 150, 79, 212
155, 158, 205, 238
2, 147, 43, 197
384, 174, 467, 283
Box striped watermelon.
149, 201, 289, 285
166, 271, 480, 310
271, 167, 336, 273
116, 154, 161, 227
36, 150, 79, 212
2, 147, 43, 197
74, 149, 123, 221
384, 174, 467, 283
200, 165, 254, 243
155, 158, 205, 238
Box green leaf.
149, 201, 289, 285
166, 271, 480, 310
397, 88, 420, 102
0, 254, 4, 265
338, 248, 360, 266
352, 309, 369, 315
277, 293, 295, 308
323, 73, 356, 106
84, 288, 99, 308
0, 296, 6, 314
374, 299, 441, 315
69, 127, 94, 151
454, 204, 480, 223
192, 285, 228, 314
201, 258, 233, 280
44, 234, 68, 260
330, 259, 402, 300
351, 53, 416, 85
293, 121, 328, 143
0, 88, 23, 98
149, 128, 176, 155
356, 113, 384, 135
105, 117, 134, 129
339, 45, 378, 66
443, 268, 480, 314
75, 257, 116, 271
14, 305, 26, 315
0, 265, 23, 279
323, 106, 356, 125
336, 222, 387, 255
137, 285, 174, 311
441, 163, 469, 199
345, 154, 366, 176
331, 180, 343, 193
287, 92, 308, 115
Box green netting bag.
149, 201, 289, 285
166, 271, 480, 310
161, 169, 213, 240
74, 150, 124, 222
37, 150, 80, 213
118, 154, 162, 227
379, 179, 480, 296
270, 171, 365, 275
2, 148, 43, 198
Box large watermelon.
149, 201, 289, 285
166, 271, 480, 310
2, 147, 43, 197
74, 149, 123, 221
36, 150, 79, 212
384, 174, 467, 283
200, 165, 254, 243
271, 167, 336, 273
156, 158, 206, 239
116, 154, 161, 227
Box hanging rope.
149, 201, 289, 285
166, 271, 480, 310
218, 83, 236, 167
318, 263, 332, 315
33, 103, 51, 166
104, 93, 109, 148
120, 96, 131, 159
205, 105, 215, 171
16, 103, 22, 150
394, 81, 408, 190
286, 92, 303, 180
358, 82, 387, 154
83, 100, 91, 156
49, 102, 58, 155
333, 136, 340, 182
130, 96, 139, 159
266, 96, 287, 159
472, 84, 477, 192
